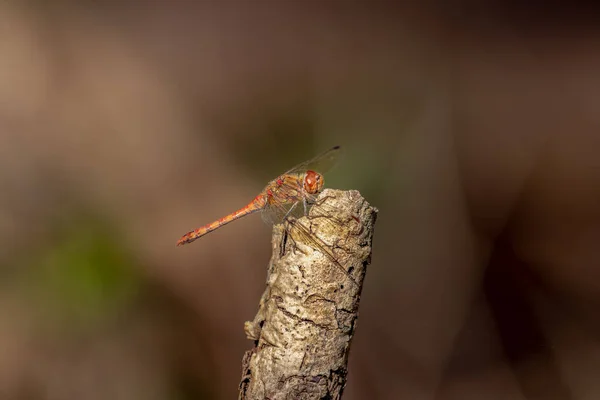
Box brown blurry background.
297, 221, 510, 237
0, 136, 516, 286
2, 1, 600, 399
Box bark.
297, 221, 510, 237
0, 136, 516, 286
239, 189, 378, 400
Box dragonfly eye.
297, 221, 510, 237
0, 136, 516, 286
316, 174, 324, 191
304, 171, 324, 194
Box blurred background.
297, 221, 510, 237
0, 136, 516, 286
2, 1, 600, 399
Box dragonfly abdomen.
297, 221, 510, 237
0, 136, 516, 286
176, 195, 266, 246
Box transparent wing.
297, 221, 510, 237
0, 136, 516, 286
283, 215, 359, 288
261, 199, 305, 225
283, 145, 342, 175
259, 175, 358, 286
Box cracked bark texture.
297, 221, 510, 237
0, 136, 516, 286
239, 189, 377, 400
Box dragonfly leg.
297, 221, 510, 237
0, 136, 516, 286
283, 201, 299, 221
314, 192, 335, 207
281, 218, 302, 256
279, 228, 288, 258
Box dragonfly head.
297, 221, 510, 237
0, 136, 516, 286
304, 170, 324, 194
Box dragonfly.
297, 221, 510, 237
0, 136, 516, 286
176, 145, 357, 285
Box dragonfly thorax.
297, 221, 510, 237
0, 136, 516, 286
303, 170, 324, 195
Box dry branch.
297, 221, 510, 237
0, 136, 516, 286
239, 189, 378, 400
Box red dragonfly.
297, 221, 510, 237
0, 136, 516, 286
176, 145, 356, 284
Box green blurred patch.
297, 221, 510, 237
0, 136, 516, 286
28, 214, 140, 327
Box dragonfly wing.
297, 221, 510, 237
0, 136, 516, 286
261, 198, 306, 225
283, 145, 342, 175
284, 216, 359, 288
261, 176, 359, 286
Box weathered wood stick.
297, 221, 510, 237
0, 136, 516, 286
239, 189, 378, 400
